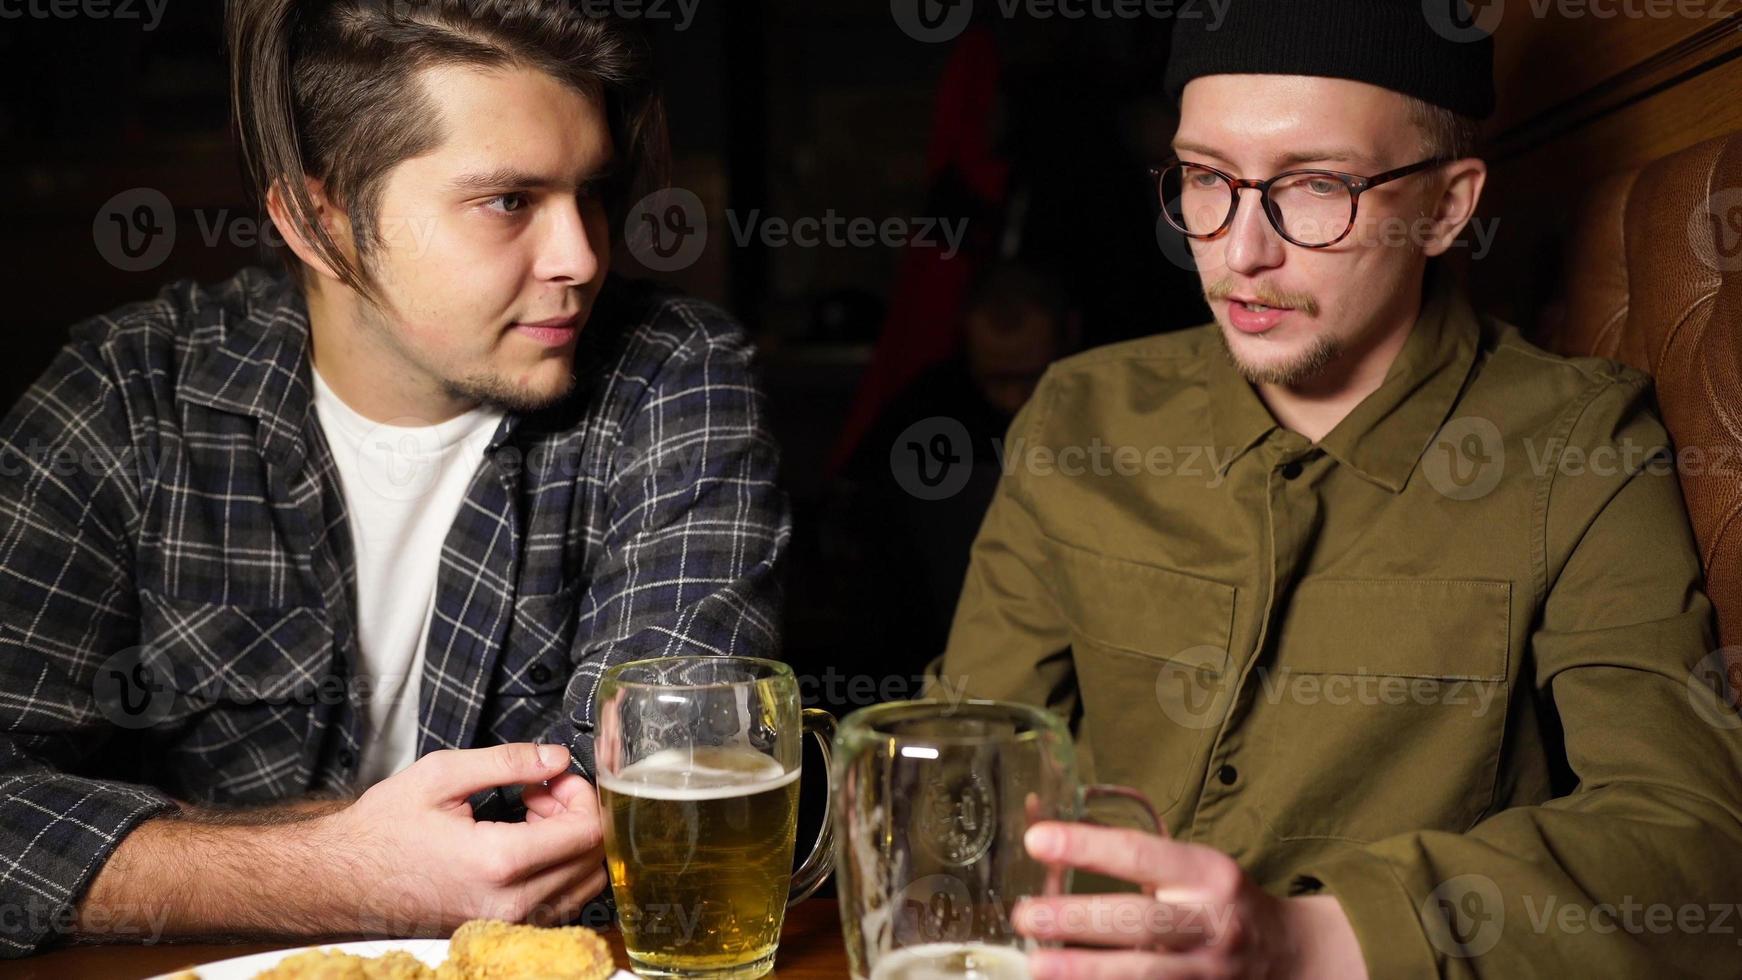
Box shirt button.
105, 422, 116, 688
1217, 763, 1239, 786
529, 663, 553, 685
1280, 461, 1304, 480
338, 749, 356, 770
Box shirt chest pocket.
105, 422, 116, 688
1045, 538, 1239, 818
138, 591, 335, 706
134, 592, 333, 801
497, 583, 582, 699
1252, 578, 1511, 844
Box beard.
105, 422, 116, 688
1216, 327, 1344, 387
441, 370, 578, 415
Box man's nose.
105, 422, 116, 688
1223, 189, 1286, 277
534, 199, 605, 285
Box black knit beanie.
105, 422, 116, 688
1164, 0, 1497, 120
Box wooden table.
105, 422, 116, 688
0, 900, 849, 979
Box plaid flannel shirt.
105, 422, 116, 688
0, 267, 790, 956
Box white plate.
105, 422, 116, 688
146, 938, 635, 978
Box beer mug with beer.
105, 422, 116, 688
596, 656, 835, 979
832, 699, 1162, 980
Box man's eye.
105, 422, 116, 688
1305, 178, 1341, 196
486, 193, 529, 215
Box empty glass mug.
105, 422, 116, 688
596, 657, 835, 979
832, 699, 1162, 980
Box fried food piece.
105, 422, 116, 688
444, 919, 615, 980
251, 948, 435, 979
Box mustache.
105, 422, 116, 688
1204, 277, 1320, 317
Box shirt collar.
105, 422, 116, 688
181, 271, 524, 465
180, 270, 319, 467
1207, 264, 1481, 492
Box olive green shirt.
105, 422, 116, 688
933, 269, 1742, 977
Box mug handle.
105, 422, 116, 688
1080, 783, 1165, 836
788, 707, 838, 906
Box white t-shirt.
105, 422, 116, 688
310, 368, 504, 788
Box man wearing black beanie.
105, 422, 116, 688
936, 2, 1742, 977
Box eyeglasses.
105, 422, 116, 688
1151, 156, 1448, 248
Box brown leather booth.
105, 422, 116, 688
1541, 131, 1742, 701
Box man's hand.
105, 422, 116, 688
1011, 823, 1366, 980
77, 742, 607, 942
322, 742, 607, 930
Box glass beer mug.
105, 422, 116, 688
596, 657, 835, 979
832, 699, 1162, 980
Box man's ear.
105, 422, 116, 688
1422, 158, 1488, 258
264, 175, 355, 282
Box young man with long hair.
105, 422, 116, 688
0, 0, 787, 952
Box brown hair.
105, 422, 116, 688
226, 0, 669, 302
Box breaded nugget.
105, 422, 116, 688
444, 919, 614, 980
251, 948, 434, 979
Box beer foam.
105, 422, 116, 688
599, 746, 798, 800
